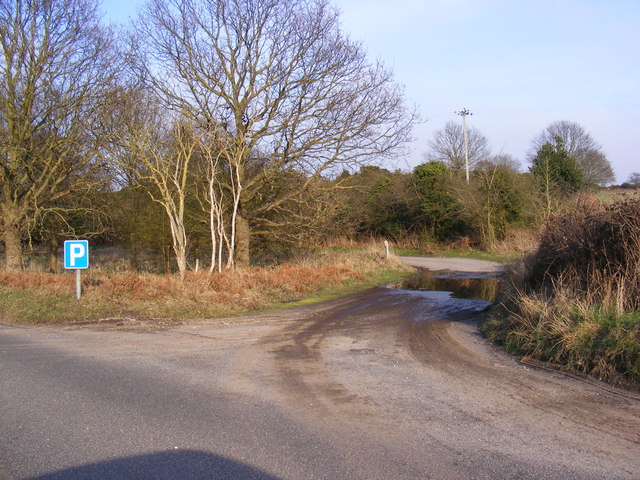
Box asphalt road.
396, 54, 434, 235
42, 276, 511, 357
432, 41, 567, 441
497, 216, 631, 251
1, 258, 639, 479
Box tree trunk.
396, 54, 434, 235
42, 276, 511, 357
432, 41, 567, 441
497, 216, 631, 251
163, 244, 171, 274
3, 218, 23, 271
168, 219, 188, 281
235, 214, 250, 267
129, 233, 138, 271
175, 250, 187, 281
48, 236, 59, 273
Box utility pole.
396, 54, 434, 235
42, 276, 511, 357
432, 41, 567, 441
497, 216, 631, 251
455, 108, 472, 183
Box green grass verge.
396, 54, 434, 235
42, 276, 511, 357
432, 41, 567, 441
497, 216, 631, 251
0, 289, 113, 324
391, 246, 422, 256
275, 267, 409, 309
393, 246, 519, 263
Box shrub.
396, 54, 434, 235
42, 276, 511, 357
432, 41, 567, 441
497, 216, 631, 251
484, 197, 640, 386
525, 197, 640, 311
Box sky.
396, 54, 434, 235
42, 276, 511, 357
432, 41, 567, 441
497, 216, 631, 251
102, 0, 640, 183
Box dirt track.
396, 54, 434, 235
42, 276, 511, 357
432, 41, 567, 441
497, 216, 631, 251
196, 257, 640, 478
233, 294, 638, 477
2, 257, 639, 479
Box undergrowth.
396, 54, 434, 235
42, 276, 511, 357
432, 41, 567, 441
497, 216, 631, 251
483, 197, 640, 387
0, 245, 411, 325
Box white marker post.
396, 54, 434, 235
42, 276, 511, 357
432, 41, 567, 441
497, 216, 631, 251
63, 240, 89, 300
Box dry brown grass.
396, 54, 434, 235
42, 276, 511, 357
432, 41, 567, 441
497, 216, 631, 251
0, 245, 409, 324
0, 271, 75, 293
491, 227, 539, 254
525, 197, 640, 310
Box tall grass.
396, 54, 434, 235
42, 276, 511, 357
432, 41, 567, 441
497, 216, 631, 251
483, 197, 640, 386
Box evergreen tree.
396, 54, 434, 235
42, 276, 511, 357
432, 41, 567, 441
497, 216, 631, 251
413, 161, 465, 241
529, 137, 583, 216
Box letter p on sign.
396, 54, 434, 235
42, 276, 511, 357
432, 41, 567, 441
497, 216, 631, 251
64, 240, 89, 269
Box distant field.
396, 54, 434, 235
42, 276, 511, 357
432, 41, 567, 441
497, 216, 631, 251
596, 187, 639, 203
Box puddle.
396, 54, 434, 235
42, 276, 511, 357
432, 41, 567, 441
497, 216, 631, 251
389, 271, 501, 302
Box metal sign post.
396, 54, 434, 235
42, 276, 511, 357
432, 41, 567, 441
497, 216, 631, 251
63, 240, 89, 299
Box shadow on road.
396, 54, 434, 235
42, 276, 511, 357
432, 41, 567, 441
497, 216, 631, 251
26, 449, 282, 480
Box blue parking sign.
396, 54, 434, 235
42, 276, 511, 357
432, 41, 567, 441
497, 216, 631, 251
64, 240, 89, 269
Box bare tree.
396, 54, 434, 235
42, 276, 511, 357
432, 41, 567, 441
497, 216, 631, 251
475, 153, 521, 173
627, 172, 640, 187
579, 149, 616, 187
31, 184, 114, 273
0, 0, 117, 270
116, 91, 201, 280
132, 0, 416, 266
529, 120, 614, 186
194, 126, 242, 272
426, 121, 490, 174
